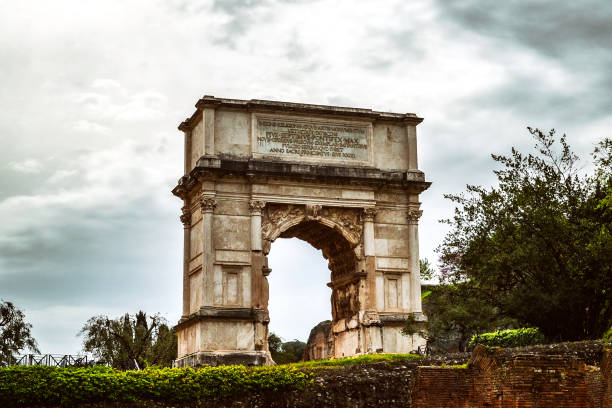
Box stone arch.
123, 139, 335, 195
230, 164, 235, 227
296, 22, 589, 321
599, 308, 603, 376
172, 96, 431, 366
261, 204, 363, 278
261, 203, 365, 323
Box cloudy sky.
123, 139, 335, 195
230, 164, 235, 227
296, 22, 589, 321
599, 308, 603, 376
1, 0, 610, 355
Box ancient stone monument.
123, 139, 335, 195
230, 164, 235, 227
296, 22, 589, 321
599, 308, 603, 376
172, 96, 431, 366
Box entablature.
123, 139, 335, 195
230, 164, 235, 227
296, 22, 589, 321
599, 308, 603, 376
172, 156, 430, 199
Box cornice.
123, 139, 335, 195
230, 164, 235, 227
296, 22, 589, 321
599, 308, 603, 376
178, 95, 424, 132
171, 157, 431, 199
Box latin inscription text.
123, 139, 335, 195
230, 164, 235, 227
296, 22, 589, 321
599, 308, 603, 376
256, 118, 368, 161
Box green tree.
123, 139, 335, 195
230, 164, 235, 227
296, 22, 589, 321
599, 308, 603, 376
267, 332, 306, 364
79, 311, 177, 369
438, 128, 612, 341
267, 332, 282, 355
420, 284, 515, 352
419, 258, 436, 281
593, 138, 612, 212
0, 301, 39, 366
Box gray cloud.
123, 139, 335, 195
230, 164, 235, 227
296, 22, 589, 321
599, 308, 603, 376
436, 1, 612, 57
210, 0, 270, 47
435, 0, 612, 119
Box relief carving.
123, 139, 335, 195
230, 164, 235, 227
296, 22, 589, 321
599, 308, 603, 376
331, 282, 361, 320
200, 195, 217, 213
305, 204, 322, 219
261, 204, 363, 246
319, 207, 362, 245
261, 204, 305, 241
249, 200, 266, 215
362, 207, 376, 222
180, 205, 191, 227
406, 208, 423, 224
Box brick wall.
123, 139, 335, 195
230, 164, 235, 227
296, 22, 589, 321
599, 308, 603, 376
413, 346, 607, 408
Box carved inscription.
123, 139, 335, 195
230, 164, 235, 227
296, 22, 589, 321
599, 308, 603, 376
256, 117, 369, 161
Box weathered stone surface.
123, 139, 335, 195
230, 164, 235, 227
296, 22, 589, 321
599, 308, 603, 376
173, 96, 430, 366
304, 320, 333, 361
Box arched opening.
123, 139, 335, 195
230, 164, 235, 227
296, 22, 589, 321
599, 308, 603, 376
267, 238, 331, 359
279, 220, 357, 281
262, 209, 363, 361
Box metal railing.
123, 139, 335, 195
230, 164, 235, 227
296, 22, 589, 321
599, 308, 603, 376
11, 354, 90, 367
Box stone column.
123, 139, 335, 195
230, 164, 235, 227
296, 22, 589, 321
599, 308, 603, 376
363, 208, 377, 311
363, 208, 376, 257
407, 207, 423, 313
406, 124, 418, 170
200, 195, 217, 306
249, 200, 266, 310
249, 200, 266, 251
180, 204, 191, 317
203, 108, 215, 155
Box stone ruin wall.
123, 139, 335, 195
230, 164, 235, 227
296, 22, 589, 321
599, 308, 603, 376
87, 342, 611, 407
303, 320, 333, 361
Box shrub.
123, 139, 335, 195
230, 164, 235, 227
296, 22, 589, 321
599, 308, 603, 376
287, 353, 421, 368
0, 364, 313, 407
603, 326, 612, 341
468, 328, 544, 350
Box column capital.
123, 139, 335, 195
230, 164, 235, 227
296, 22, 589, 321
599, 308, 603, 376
200, 195, 217, 213
362, 207, 377, 222
249, 200, 266, 216
406, 208, 422, 225
180, 205, 191, 227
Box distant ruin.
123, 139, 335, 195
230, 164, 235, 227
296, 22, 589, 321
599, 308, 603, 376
303, 320, 333, 361
172, 96, 430, 366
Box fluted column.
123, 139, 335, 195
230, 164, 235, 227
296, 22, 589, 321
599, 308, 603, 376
363, 208, 376, 257
363, 207, 377, 310
249, 200, 266, 251
180, 204, 191, 317
200, 195, 217, 306
407, 207, 423, 313
249, 200, 266, 310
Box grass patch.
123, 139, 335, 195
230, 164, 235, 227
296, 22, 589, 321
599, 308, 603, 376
282, 353, 422, 368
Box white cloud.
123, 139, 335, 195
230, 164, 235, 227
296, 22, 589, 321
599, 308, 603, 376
73, 81, 168, 123
72, 120, 110, 135
8, 159, 43, 174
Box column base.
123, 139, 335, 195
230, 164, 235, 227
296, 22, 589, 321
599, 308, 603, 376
175, 350, 270, 367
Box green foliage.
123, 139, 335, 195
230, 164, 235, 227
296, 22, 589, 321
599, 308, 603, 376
285, 353, 421, 368
0, 364, 313, 407
79, 311, 177, 369
419, 258, 436, 281
268, 333, 306, 364
0, 300, 39, 366
593, 138, 612, 212
406, 283, 516, 352
603, 327, 612, 341
267, 332, 282, 354
468, 328, 544, 350
438, 129, 612, 341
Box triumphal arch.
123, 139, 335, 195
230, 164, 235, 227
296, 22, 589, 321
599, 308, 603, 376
172, 96, 430, 366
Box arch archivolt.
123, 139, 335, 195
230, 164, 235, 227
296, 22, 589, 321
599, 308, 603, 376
261, 203, 363, 249
259, 202, 366, 321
